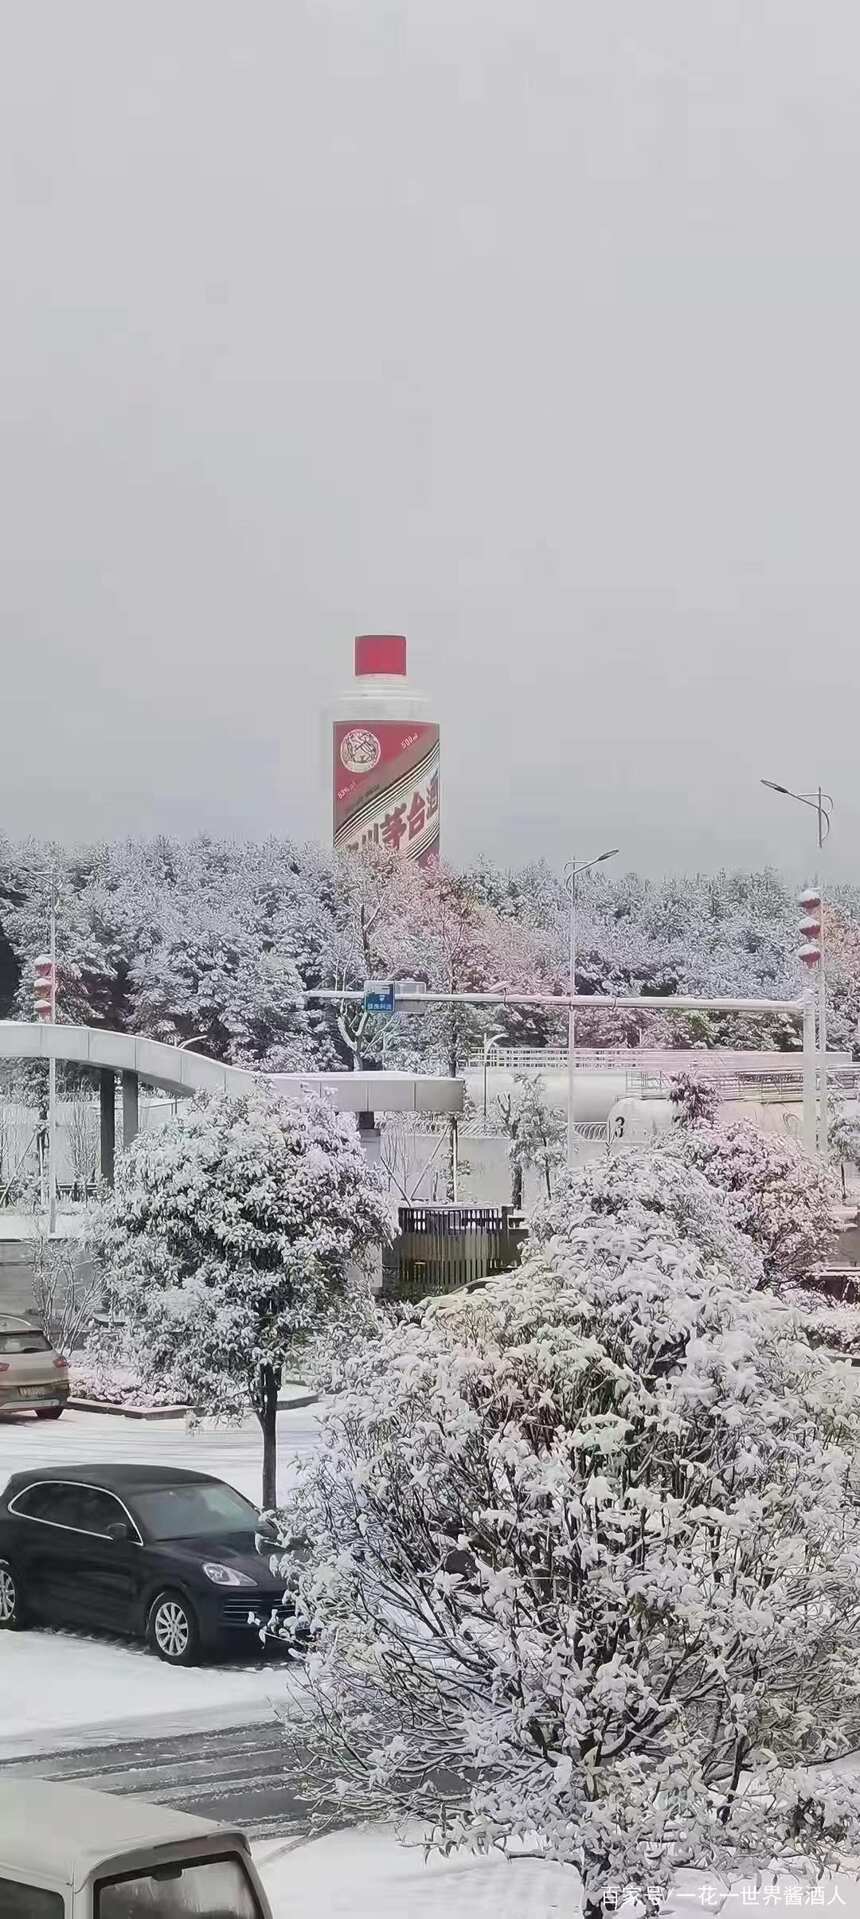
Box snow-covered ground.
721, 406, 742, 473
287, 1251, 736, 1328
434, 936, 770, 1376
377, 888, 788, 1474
0, 1627, 289, 1754
254, 1830, 860, 1919
4, 1407, 860, 1919
0, 1402, 319, 1505
255, 1828, 572, 1918
0, 1405, 318, 1752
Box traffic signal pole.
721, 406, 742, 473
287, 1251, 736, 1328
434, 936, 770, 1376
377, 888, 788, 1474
33, 871, 58, 1235
48, 876, 57, 1236
309, 984, 818, 1157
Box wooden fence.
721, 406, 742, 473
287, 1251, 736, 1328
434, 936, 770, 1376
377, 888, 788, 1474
382, 1205, 526, 1302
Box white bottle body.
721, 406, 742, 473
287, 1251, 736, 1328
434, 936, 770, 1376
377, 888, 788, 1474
325, 640, 440, 862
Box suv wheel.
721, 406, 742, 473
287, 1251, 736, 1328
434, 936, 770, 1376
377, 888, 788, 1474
35, 1406, 64, 1421
147, 1591, 200, 1667
0, 1560, 23, 1630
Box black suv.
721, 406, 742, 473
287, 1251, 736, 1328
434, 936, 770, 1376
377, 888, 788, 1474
0, 1463, 292, 1665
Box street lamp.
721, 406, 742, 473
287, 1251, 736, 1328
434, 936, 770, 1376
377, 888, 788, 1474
760, 781, 832, 851
171, 1036, 208, 1117
565, 849, 620, 1168
481, 1028, 506, 1125
761, 779, 833, 1157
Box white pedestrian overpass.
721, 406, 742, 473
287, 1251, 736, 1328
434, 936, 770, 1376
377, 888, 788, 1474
0, 1021, 464, 1185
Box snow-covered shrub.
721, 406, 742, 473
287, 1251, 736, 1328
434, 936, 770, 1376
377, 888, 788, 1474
271, 1219, 860, 1910
531, 1148, 764, 1289
668, 1069, 719, 1128
298, 1287, 389, 1394
663, 1119, 837, 1283
830, 1104, 860, 1169
88, 1086, 393, 1502
828, 1101, 860, 1201
71, 1348, 186, 1409
778, 1287, 860, 1360
30, 1233, 102, 1358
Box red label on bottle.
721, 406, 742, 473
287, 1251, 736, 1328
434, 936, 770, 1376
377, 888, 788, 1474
333, 722, 440, 863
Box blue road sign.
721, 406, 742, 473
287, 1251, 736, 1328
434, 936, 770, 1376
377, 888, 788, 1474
363, 980, 396, 1015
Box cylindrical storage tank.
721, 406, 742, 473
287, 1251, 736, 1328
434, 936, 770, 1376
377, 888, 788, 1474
329, 634, 440, 863
607, 1097, 673, 1148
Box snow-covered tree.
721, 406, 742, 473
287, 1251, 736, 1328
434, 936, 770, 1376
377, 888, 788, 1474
269, 1207, 860, 1910
312, 847, 424, 1071
530, 1146, 765, 1290
829, 1102, 860, 1170
826, 1099, 860, 1202
663, 1119, 837, 1283
668, 1069, 719, 1128
818, 904, 860, 1058
88, 1086, 393, 1503
131, 902, 312, 1065
126, 837, 323, 1067
496, 1073, 566, 1205
1, 837, 858, 1077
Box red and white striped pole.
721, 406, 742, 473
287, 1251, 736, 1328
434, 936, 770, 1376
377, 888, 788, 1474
33, 954, 55, 1023
798, 888, 823, 1158
33, 875, 58, 1231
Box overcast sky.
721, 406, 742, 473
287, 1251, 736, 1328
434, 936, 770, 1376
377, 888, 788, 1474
1, 2, 858, 878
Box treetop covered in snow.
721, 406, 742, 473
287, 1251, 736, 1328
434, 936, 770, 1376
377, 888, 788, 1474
269, 1140, 860, 1907
3, 835, 859, 1070
88, 1084, 394, 1423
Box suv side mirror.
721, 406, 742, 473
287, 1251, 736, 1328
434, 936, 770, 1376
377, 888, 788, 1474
107, 1520, 131, 1543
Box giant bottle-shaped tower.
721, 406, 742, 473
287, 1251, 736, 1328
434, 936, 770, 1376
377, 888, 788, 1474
331, 634, 440, 863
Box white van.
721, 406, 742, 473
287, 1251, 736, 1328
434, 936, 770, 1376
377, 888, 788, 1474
0, 1780, 274, 1916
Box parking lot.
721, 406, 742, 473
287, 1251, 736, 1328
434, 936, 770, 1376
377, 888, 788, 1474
0, 1403, 319, 1754
0, 1402, 319, 1505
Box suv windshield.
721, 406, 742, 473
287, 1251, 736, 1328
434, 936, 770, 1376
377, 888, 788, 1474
96, 1852, 262, 1915
0, 1330, 50, 1354
133, 1483, 260, 1540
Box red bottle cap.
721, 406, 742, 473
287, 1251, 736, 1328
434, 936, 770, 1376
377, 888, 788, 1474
355, 634, 407, 677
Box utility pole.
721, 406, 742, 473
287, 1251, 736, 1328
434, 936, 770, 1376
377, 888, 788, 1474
802, 988, 817, 1156
565, 849, 619, 1169
48, 872, 57, 1236
761, 779, 833, 1160
815, 786, 829, 1160
33, 870, 58, 1234
481, 1028, 505, 1126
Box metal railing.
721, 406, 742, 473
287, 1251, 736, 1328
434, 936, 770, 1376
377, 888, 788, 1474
470, 1045, 855, 1084
382, 1205, 526, 1301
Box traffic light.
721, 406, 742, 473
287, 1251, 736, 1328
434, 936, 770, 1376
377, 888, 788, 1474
33, 954, 55, 1022
798, 888, 822, 970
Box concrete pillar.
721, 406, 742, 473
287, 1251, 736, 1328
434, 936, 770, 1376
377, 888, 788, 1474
99, 1070, 116, 1188
122, 1070, 140, 1150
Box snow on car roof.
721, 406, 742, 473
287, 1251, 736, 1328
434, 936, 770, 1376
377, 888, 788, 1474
0, 1780, 242, 1882
4, 1463, 223, 1492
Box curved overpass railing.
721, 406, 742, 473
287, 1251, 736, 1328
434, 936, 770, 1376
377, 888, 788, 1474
0, 1023, 463, 1116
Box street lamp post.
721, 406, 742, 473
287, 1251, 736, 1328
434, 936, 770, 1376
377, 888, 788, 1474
171, 1035, 208, 1117
761, 779, 833, 1158
565, 849, 620, 1169
481, 1028, 506, 1126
